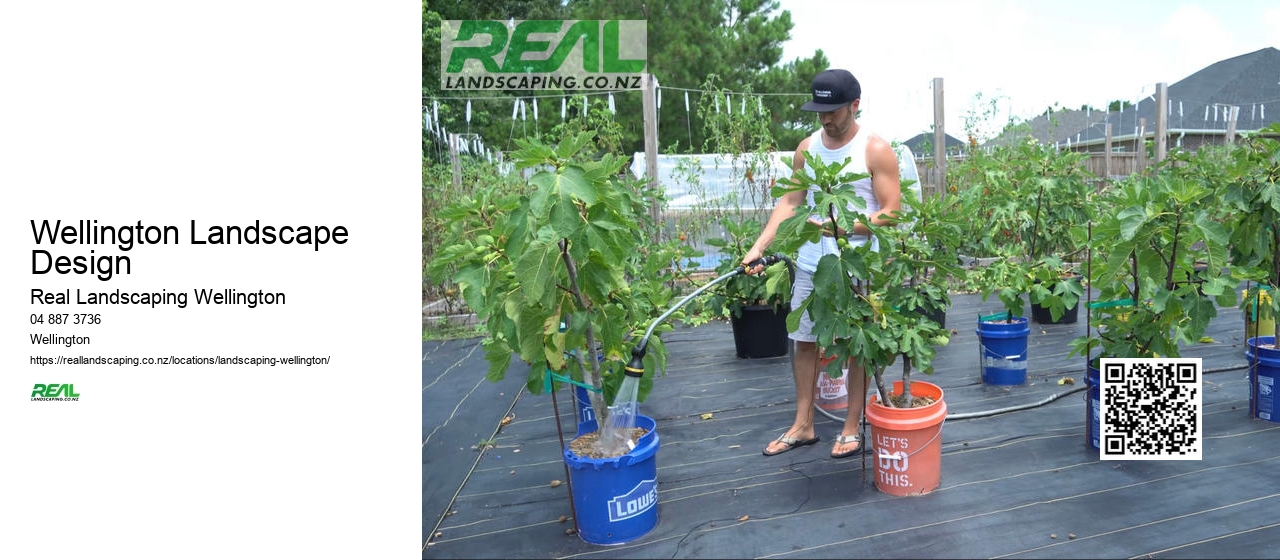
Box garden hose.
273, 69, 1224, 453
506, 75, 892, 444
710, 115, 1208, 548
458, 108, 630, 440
628, 253, 792, 370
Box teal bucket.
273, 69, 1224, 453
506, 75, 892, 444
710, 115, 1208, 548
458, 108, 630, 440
1246, 337, 1280, 423
565, 414, 660, 545
976, 317, 1030, 385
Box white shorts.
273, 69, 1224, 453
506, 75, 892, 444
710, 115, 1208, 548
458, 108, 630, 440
788, 267, 818, 343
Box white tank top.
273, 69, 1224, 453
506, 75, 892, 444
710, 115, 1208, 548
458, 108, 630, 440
795, 128, 881, 273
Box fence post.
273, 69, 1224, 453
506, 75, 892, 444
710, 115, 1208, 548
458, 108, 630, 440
642, 72, 661, 241
1155, 83, 1168, 163
1138, 118, 1147, 174
1225, 105, 1240, 145
449, 132, 462, 189
932, 77, 946, 197
1104, 122, 1112, 183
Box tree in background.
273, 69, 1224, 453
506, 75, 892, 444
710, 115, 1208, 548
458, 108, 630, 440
423, 0, 827, 162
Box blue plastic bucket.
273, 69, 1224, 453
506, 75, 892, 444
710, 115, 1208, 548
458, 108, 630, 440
562, 351, 604, 426
574, 385, 596, 426
976, 317, 1030, 385
565, 414, 660, 545
1086, 361, 1100, 449
1246, 336, 1280, 423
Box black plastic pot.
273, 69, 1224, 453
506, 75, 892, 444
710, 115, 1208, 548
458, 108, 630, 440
1030, 300, 1079, 324
1031, 274, 1081, 324
919, 304, 947, 329
730, 304, 790, 359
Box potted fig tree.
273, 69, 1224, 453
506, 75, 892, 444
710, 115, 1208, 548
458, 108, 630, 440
1016, 143, 1093, 325
1221, 122, 1280, 421
428, 131, 693, 545
694, 77, 794, 358
770, 152, 963, 496
704, 215, 793, 358
1069, 161, 1235, 447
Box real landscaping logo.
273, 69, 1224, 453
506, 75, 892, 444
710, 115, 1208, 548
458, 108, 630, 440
441, 20, 646, 91
31, 383, 80, 401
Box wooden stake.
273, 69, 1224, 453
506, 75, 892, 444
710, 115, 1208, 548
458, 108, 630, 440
933, 78, 946, 197
1155, 83, 1168, 163
642, 73, 661, 241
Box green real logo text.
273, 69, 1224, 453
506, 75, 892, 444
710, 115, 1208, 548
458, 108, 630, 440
441, 20, 646, 90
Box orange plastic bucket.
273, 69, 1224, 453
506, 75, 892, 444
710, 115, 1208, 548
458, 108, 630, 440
865, 380, 946, 496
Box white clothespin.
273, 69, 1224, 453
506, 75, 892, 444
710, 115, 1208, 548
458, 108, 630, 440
532, 98, 538, 122
562, 96, 567, 120
465, 99, 472, 124
608, 92, 615, 114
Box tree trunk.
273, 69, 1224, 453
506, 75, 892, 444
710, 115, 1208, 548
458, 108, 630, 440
560, 239, 608, 427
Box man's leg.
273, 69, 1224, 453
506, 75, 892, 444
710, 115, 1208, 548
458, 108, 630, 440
832, 361, 870, 457
764, 268, 820, 455
763, 340, 819, 455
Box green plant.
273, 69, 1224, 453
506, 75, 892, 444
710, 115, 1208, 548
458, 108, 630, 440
422, 156, 526, 301
1222, 123, 1280, 343
1070, 168, 1234, 360
428, 132, 686, 430
704, 216, 791, 318
951, 138, 1095, 321
770, 152, 963, 405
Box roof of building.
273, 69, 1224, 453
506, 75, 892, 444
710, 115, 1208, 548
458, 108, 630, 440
989, 47, 1280, 148
901, 132, 966, 155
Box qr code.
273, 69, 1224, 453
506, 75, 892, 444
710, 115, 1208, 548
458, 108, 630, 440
1099, 358, 1202, 460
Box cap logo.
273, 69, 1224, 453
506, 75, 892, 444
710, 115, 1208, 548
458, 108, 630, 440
814, 89, 832, 99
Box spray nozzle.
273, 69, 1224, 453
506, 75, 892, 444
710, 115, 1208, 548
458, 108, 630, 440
624, 346, 645, 378
743, 253, 783, 273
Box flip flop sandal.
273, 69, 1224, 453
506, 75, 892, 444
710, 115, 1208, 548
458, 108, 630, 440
762, 434, 820, 456
830, 434, 862, 458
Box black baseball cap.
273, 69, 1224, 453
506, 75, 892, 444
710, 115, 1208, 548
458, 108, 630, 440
801, 69, 861, 112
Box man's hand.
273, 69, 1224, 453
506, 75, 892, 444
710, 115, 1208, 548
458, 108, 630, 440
741, 248, 766, 275
809, 217, 842, 238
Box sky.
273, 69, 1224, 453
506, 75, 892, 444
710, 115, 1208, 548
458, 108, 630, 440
776, 0, 1280, 143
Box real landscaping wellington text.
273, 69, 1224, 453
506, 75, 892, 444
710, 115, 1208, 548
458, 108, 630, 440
29, 219, 350, 281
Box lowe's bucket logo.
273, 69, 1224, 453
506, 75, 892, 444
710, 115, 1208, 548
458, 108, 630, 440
607, 479, 657, 522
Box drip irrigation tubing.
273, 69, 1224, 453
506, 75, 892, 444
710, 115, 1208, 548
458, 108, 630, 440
815, 363, 1251, 422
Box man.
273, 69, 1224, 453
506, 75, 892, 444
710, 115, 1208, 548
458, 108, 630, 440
742, 69, 903, 458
